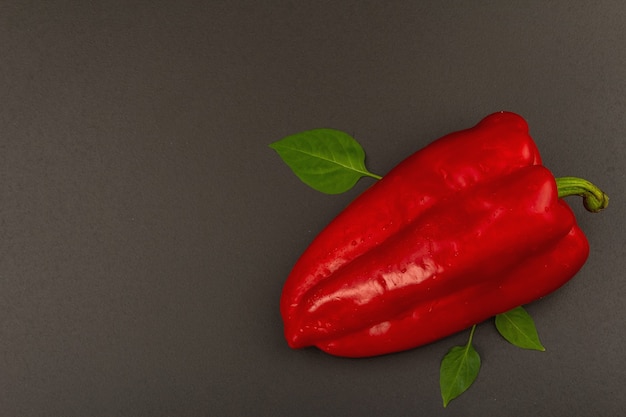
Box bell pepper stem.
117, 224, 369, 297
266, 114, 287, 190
555, 176, 609, 213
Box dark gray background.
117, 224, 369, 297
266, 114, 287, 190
1, 1, 624, 416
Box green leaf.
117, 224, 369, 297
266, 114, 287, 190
495, 306, 545, 351
440, 325, 481, 408
269, 129, 382, 194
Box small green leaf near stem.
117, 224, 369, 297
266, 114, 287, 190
495, 306, 545, 351
270, 129, 381, 194
440, 325, 481, 407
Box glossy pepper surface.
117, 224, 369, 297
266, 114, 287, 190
280, 112, 607, 358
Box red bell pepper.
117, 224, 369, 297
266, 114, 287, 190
280, 112, 608, 358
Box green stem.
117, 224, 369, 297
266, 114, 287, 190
369, 172, 383, 180
467, 324, 477, 346
555, 176, 609, 213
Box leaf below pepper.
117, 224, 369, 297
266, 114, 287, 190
440, 325, 481, 407
495, 306, 545, 351
269, 129, 381, 194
